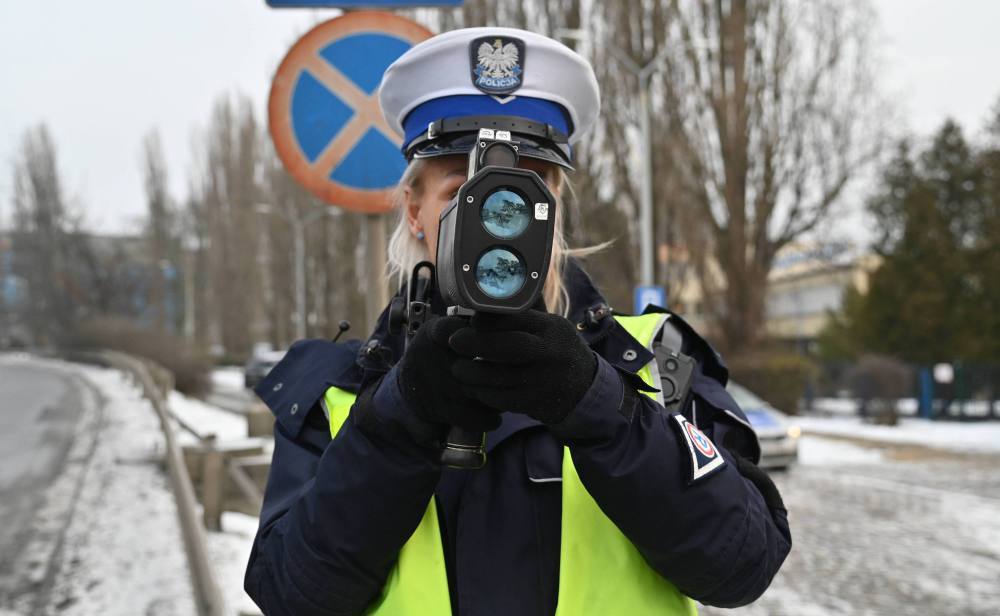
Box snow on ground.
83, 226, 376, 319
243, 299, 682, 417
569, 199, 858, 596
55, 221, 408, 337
796, 415, 1000, 454
704, 438, 1000, 616
207, 512, 262, 616
797, 435, 884, 466
168, 388, 266, 615
169, 390, 249, 443
212, 367, 246, 393
6, 357, 197, 616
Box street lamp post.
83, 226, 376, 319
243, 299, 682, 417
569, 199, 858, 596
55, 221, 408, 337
181, 235, 200, 340
256, 203, 336, 340
556, 29, 669, 287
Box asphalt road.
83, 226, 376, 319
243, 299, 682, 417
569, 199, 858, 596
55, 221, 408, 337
702, 437, 1000, 616
4, 358, 997, 615
0, 356, 196, 616
0, 358, 98, 610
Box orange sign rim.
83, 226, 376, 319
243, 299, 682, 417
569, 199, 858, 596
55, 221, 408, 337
268, 11, 434, 214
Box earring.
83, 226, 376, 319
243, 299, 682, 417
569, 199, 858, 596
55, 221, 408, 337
416, 230, 425, 241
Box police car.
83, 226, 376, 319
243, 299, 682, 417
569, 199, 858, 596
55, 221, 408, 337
727, 382, 800, 470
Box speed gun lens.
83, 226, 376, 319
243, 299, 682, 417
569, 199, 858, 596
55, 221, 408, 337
475, 248, 526, 299
481, 189, 530, 239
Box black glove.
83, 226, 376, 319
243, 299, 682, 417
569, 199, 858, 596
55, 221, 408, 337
396, 316, 502, 433
447, 310, 598, 425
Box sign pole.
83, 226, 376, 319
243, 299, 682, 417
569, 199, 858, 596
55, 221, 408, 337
365, 213, 389, 333
268, 12, 433, 338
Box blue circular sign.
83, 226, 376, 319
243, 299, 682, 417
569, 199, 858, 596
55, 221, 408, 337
269, 13, 433, 213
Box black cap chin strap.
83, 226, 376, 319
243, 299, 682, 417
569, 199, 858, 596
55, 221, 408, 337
405, 115, 570, 158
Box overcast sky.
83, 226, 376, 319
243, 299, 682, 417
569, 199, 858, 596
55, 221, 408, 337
1, 0, 998, 235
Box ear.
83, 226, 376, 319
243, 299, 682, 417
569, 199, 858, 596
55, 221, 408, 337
403, 184, 421, 235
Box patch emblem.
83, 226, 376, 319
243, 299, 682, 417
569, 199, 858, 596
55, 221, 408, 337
470, 36, 525, 95
671, 414, 726, 483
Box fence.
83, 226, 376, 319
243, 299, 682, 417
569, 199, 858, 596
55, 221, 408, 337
811, 358, 1000, 420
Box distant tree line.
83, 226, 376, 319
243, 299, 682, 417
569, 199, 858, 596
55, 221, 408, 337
6, 105, 370, 360
7, 125, 148, 347
6, 0, 884, 361
820, 106, 1000, 366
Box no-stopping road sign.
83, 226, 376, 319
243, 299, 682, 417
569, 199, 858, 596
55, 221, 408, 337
268, 12, 433, 213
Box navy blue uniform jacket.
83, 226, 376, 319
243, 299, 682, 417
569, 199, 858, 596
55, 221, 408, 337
245, 262, 791, 615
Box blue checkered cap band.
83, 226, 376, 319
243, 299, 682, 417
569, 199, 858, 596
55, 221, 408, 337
379, 26, 600, 146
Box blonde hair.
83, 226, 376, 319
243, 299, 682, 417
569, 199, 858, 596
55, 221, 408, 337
387, 158, 606, 317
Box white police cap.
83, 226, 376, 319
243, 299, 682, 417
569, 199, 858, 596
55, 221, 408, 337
379, 27, 600, 156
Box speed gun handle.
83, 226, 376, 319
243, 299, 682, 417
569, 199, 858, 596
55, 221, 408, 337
441, 426, 487, 469
439, 305, 486, 469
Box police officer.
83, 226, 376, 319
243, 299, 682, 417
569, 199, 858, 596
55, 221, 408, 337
246, 27, 791, 616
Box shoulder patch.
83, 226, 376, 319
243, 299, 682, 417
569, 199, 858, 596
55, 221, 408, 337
670, 414, 726, 483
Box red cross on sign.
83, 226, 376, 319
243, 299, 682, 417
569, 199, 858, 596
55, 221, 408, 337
268, 12, 433, 213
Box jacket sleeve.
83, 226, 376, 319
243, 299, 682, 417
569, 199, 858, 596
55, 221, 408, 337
548, 355, 792, 607
244, 343, 442, 616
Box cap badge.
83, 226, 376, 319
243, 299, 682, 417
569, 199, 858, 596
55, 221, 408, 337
470, 36, 525, 95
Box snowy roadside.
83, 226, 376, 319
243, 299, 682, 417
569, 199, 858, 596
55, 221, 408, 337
212, 366, 247, 393
169, 390, 252, 444
1, 355, 196, 616
796, 435, 885, 466
796, 415, 1000, 454
169, 386, 267, 616
207, 512, 263, 616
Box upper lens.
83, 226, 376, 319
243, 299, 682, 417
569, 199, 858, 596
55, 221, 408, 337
475, 248, 526, 299
480, 189, 531, 239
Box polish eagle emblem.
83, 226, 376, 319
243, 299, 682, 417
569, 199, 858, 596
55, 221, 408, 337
477, 39, 520, 78
470, 36, 524, 95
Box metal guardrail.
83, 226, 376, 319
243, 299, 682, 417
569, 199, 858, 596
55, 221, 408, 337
98, 350, 227, 616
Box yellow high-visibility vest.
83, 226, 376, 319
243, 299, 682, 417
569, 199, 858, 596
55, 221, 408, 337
324, 313, 697, 615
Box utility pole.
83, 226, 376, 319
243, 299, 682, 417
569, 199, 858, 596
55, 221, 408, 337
556, 29, 669, 287
181, 236, 199, 340
363, 214, 388, 335
607, 46, 670, 288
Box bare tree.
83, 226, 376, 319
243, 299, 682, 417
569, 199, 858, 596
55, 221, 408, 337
188, 96, 265, 359
434, 0, 881, 344
660, 0, 882, 352
10, 124, 79, 345
140, 129, 178, 331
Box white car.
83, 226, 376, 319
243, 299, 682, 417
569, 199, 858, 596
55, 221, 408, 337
726, 382, 801, 470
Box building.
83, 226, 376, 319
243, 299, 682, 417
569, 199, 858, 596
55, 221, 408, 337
673, 243, 880, 350
764, 245, 880, 352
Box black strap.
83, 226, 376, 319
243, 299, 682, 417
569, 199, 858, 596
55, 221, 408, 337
407, 115, 569, 155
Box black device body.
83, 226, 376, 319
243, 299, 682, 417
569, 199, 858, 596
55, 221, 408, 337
435, 130, 557, 314
430, 129, 558, 468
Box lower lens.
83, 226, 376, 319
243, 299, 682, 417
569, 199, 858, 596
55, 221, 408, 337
481, 189, 530, 239
475, 248, 526, 299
